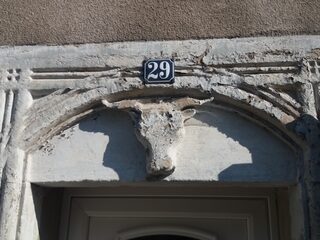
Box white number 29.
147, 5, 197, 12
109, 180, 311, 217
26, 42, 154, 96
147, 60, 171, 80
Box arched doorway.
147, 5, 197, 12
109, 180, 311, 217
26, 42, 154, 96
131, 236, 198, 240
117, 226, 217, 240
27, 96, 295, 240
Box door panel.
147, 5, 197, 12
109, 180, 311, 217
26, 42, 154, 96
65, 196, 274, 240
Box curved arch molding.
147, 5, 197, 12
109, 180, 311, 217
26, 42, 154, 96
1, 36, 320, 239
117, 226, 217, 240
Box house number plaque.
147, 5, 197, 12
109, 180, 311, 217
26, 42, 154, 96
143, 59, 175, 84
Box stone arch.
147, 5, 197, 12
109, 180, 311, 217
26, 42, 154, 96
22, 79, 304, 154
25, 80, 303, 182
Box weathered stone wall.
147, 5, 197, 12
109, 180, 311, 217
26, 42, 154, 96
0, 0, 319, 45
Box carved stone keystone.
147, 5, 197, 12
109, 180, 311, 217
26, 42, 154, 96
102, 97, 213, 178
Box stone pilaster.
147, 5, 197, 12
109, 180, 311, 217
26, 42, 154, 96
294, 63, 320, 239
0, 68, 32, 240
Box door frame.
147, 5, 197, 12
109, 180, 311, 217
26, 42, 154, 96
58, 184, 289, 240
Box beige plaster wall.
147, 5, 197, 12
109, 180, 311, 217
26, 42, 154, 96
0, 0, 319, 46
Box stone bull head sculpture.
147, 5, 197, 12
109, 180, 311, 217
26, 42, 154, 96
102, 97, 213, 178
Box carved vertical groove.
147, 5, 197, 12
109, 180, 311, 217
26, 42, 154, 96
0, 87, 32, 240
0, 70, 5, 178
0, 90, 14, 177
0, 90, 6, 135
0, 68, 17, 179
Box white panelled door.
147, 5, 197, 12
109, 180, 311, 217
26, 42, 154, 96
60, 188, 280, 240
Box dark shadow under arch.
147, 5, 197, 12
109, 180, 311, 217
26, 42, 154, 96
131, 236, 198, 240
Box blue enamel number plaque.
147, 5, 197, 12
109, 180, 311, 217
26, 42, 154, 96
144, 59, 174, 84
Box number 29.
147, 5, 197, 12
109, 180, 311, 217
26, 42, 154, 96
144, 59, 174, 84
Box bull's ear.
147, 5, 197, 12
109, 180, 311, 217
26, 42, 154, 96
182, 108, 196, 121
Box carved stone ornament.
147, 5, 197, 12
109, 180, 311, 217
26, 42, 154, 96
1, 36, 320, 240
102, 97, 213, 178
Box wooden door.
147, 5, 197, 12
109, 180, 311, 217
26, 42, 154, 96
60, 187, 280, 240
